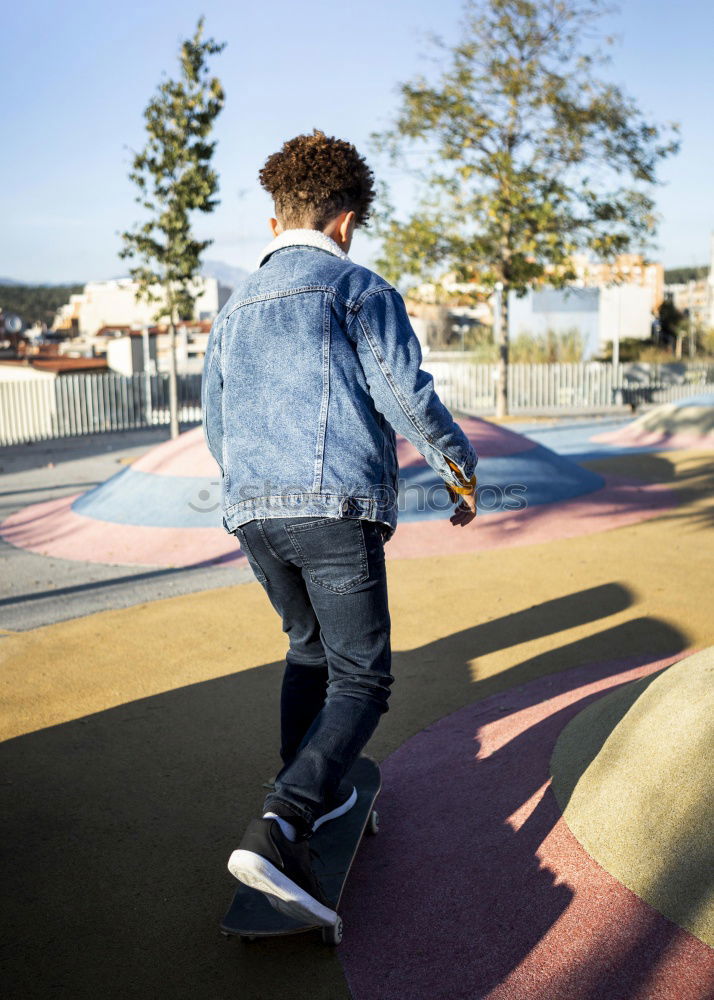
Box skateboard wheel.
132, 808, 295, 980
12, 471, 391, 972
322, 918, 343, 946
367, 809, 380, 835
239, 934, 257, 943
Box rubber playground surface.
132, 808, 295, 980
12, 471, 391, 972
1, 401, 713, 999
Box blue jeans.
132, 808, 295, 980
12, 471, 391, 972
233, 515, 393, 836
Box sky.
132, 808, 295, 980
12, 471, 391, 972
2, 0, 713, 284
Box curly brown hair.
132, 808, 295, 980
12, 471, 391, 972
259, 129, 376, 230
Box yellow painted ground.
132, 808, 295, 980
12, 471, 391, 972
551, 648, 714, 946
1, 447, 712, 1000
2, 449, 713, 749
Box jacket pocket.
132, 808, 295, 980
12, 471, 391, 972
286, 517, 369, 594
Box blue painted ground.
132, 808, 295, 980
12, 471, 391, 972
72, 468, 223, 529
513, 417, 673, 464
72, 441, 605, 528
517, 395, 714, 462
666, 393, 714, 407
399, 445, 603, 522
71, 405, 711, 530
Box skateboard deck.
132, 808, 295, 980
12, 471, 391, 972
220, 756, 381, 945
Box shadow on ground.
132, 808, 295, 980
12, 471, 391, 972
582, 451, 714, 532
0, 587, 686, 1000
341, 649, 708, 1000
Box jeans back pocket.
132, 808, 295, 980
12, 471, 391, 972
285, 517, 369, 594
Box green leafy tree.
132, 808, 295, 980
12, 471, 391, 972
0, 284, 83, 328
658, 297, 684, 350
120, 18, 225, 438
663, 265, 708, 285
372, 0, 678, 415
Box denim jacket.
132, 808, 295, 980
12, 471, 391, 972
201, 229, 478, 539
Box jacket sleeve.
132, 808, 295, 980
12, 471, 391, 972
201, 316, 224, 475
349, 286, 478, 488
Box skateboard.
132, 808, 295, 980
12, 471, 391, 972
220, 756, 381, 946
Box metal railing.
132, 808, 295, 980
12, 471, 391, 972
422, 356, 714, 414
1, 362, 713, 447
0, 372, 202, 446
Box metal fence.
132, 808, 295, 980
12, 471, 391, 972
422, 356, 714, 415
0, 372, 202, 446
1, 362, 714, 447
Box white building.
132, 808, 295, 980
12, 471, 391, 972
508, 284, 654, 360
105, 328, 208, 376
54, 276, 229, 337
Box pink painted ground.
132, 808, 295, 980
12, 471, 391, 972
0, 476, 675, 568
592, 429, 714, 449
0, 493, 238, 568
339, 652, 714, 1000
132, 426, 221, 477
396, 417, 537, 468
386, 476, 674, 561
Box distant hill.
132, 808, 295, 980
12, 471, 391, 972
0, 261, 247, 326
1, 260, 248, 288
0, 277, 87, 288
0, 283, 83, 326
202, 260, 249, 289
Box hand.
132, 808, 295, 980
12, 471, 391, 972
446, 483, 478, 527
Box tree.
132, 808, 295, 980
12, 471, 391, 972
120, 18, 225, 438
371, 0, 678, 415
663, 265, 708, 285
657, 297, 684, 352
0, 284, 83, 328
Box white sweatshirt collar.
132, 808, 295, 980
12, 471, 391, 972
256, 228, 350, 269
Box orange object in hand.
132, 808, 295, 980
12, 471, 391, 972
445, 458, 477, 496
445, 458, 478, 525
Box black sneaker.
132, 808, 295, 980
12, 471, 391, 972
312, 779, 357, 832
228, 818, 337, 926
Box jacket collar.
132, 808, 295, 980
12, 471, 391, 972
256, 228, 350, 269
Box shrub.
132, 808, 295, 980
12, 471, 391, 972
509, 328, 585, 363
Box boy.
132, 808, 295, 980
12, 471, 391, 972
201, 129, 477, 927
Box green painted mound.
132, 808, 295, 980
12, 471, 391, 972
550, 648, 714, 946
